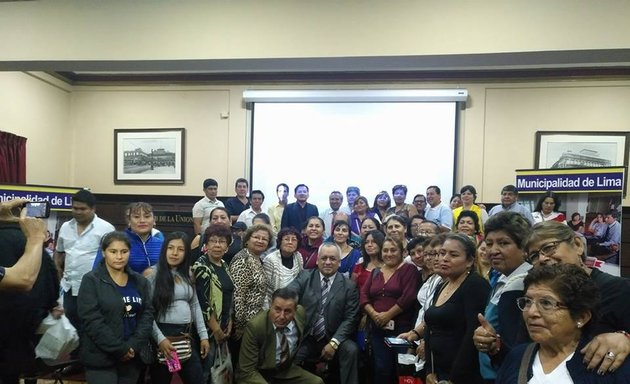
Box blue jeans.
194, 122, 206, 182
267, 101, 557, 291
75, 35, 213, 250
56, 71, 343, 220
150, 323, 204, 384
370, 324, 405, 384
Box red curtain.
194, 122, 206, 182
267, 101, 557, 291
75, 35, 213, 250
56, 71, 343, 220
0, 130, 27, 183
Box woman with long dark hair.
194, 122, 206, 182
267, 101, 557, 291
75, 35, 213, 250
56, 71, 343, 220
148, 232, 209, 384
532, 191, 566, 224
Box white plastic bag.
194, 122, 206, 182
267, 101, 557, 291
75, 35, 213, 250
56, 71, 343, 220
211, 342, 233, 384
35, 314, 79, 360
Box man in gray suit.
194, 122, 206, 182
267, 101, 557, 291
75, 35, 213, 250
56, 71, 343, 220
288, 243, 360, 384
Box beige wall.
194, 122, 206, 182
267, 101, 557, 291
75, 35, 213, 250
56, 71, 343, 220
2, 73, 629, 205
0, 72, 72, 185
1, 1, 629, 61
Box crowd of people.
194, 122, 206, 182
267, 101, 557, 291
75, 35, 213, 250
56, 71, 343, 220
0, 178, 627, 384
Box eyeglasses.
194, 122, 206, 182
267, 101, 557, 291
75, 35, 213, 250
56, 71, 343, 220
516, 296, 568, 313
207, 238, 228, 245
418, 230, 436, 236
251, 235, 270, 242
527, 238, 572, 262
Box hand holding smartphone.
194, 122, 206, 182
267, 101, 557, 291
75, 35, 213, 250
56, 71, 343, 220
25, 201, 50, 218
166, 350, 182, 373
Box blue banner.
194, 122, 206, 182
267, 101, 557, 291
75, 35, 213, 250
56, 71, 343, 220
0, 184, 82, 211
515, 167, 625, 193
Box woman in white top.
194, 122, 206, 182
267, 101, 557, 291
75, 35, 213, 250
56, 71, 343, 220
262, 227, 303, 307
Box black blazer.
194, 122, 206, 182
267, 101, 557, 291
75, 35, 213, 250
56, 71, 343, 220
288, 269, 359, 344
281, 202, 319, 231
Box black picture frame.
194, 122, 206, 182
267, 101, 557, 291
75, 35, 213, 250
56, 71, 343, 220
535, 131, 629, 170
114, 128, 185, 184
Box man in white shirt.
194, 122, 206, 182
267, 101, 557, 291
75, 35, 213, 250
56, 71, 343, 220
320, 191, 344, 238
237, 190, 265, 227
424, 185, 453, 231
192, 178, 224, 235
54, 189, 115, 341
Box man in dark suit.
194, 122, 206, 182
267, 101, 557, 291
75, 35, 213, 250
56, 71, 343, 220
237, 287, 323, 384
281, 184, 319, 231
288, 243, 360, 384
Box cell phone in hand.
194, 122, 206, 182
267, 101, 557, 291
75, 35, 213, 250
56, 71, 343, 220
166, 350, 181, 373
25, 201, 50, 218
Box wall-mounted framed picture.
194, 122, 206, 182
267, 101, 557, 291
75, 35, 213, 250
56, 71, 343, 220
535, 131, 629, 170
114, 128, 185, 184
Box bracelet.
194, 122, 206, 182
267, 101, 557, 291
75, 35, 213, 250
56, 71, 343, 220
488, 336, 502, 356
617, 330, 630, 340
410, 329, 421, 339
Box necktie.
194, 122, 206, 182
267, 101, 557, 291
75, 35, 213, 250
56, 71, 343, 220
312, 277, 330, 340
331, 210, 338, 228
278, 328, 289, 366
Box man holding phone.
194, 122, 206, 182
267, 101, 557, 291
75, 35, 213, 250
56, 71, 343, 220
0, 198, 48, 291
54, 189, 114, 367
1, 198, 60, 383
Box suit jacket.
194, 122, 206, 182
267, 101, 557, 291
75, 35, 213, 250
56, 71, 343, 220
288, 269, 359, 344
281, 202, 319, 231
237, 305, 307, 383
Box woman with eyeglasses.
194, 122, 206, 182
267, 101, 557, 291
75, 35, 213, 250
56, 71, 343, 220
229, 224, 272, 337
191, 224, 235, 381
262, 227, 303, 307
525, 221, 630, 375
398, 236, 445, 381
191, 207, 241, 264
423, 233, 490, 384
473, 211, 533, 381
496, 263, 630, 382
408, 214, 425, 238
386, 185, 419, 219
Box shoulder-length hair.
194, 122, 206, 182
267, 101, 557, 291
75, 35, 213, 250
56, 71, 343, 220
152, 232, 193, 319
534, 191, 562, 213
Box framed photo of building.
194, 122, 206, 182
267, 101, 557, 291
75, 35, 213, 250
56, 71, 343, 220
114, 128, 185, 184
535, 131, 629, 170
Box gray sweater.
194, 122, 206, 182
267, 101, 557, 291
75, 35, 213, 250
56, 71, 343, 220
148, 268, 208, 344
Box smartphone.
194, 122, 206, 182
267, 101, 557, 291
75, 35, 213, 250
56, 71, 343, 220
25, 201, 50, 218
166, 350, 181, 373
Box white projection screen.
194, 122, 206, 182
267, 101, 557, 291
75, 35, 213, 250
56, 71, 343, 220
244, 90, 466, 212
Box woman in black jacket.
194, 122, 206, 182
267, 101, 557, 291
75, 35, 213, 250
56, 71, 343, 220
78, 231, 154, 384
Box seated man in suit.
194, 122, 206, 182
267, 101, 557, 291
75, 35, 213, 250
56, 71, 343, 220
288, 242, 360, 384
237, 287, 323, 384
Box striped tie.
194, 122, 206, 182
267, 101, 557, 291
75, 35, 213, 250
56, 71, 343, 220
312, 277, 330, 340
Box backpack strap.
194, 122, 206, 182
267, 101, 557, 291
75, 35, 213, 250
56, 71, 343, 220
518, 343, 536, 384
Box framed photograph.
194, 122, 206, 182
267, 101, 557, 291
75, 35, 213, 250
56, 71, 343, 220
535, 131, 629, 170
114, 128, 185, 184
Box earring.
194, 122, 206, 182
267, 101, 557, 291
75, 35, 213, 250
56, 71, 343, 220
577, 322, 583, 328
